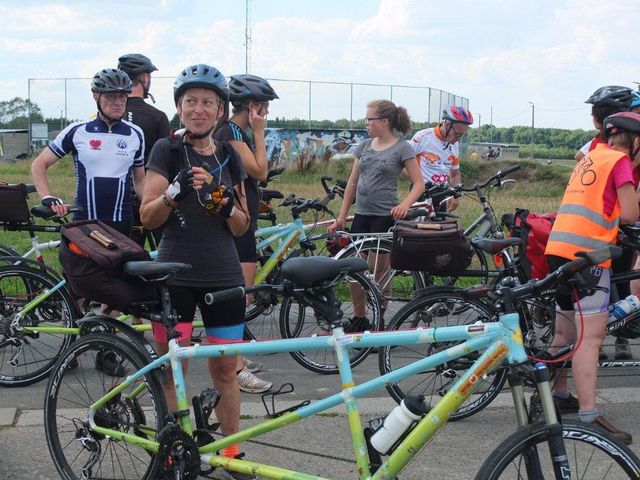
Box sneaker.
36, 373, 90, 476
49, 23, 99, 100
209, 468, 256, 480
95, 350, 127, 377
593, 415, 633, 445
237, 368, 272, 394
615, 338, 632, 360
242, 356, 263, 373
344, 316, 371, 333
599, 345, 608, 361
554, 393, 579, 414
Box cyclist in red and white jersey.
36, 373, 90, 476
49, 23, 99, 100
409, 106, 473, 211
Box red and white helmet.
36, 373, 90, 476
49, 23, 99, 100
442, 106, 474, 125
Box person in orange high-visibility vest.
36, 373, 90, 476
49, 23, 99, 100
545, 111, 640, 445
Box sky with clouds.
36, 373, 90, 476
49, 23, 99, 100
2, 0, 639, 130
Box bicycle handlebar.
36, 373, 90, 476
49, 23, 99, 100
498, 245, 621, 306
258, 167, 285, 188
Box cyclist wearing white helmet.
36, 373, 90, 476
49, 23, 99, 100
140, 64, 253, 476
409, 106, 474, 211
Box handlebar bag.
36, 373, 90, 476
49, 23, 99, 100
390, 220, 473, 274
0, 183, 30, 223
59, 219, 156, 308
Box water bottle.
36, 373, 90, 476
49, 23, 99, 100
608, 295, 640, 324
370, 394, 428, 454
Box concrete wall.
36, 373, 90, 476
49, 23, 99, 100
0, 132, 29, 162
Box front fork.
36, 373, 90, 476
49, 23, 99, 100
509, 362, 571, 479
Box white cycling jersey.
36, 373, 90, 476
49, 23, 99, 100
48, 117, 144, 222
409, 126, 459, 185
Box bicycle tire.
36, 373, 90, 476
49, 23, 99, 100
334, 237, 426, 326
279, 270, 383, 374
475, 420, 640, 479
44, 333, 168, 480
0, 265, 78, 387
379, 288, 507, 421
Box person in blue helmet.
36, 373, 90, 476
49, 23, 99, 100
140, 64, 255, 478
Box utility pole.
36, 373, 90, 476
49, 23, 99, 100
245, 0, 252, 74
528, 102, 535, 159
490, 105, 493, 143
478, 114, 481, 141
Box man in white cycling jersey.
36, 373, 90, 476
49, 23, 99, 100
409, 106, 474, 211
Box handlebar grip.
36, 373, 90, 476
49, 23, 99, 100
499, 165, 521, 177
204, 287, 245, 305
404, 208, 430, 220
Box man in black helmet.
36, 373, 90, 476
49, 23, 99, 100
118, 53, 171, 248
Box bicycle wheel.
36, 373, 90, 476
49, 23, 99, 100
476, 420, 640, 479
45, 333, 168, 480
0, 265, 78, 386
279, 270, 383, 374
379, 288, 507, 421
335, 237, 426, 327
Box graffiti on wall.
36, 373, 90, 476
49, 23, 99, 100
265, 129, 368, 165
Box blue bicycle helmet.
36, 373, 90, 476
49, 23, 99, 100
173, 64, 229, 105
630, 91, 640, 110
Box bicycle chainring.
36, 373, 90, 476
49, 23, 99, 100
157, 423, 200, 480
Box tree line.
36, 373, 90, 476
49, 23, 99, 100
2, 97, 595, 159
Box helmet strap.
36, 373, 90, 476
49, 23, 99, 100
187, 128, 214, 140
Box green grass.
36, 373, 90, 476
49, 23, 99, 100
1, 155, 569, 271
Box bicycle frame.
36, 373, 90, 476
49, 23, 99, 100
83, 310, 551, 480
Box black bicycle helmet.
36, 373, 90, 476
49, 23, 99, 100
117, 53, 158, 76
229, 74, 279, 104
603, 111, 640, 137
91, 69, 132, 94
585, 86, 633, 109
173, 64, 229, 105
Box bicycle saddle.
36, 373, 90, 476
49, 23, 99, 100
260, 189, 284, 202
472, 237, 521, 254
123, 261, 191, 280
281, 256, 368, 287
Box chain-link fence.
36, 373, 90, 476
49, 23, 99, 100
27, 76, 468, 141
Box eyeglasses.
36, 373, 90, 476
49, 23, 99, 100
102, 92, 128, 103
365, 116, 384, 124
451, 127, 468, 138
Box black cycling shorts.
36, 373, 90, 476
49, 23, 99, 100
350, 214, 395, 234
233, 228, 257, 263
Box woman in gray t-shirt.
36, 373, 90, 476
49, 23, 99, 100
330, 99, 424, 234
329, 100, 424, 322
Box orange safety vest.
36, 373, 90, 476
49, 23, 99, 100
545, 143, 627, 267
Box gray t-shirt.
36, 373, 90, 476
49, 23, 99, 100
146, 137, 245, 287
354, 138, 416, 216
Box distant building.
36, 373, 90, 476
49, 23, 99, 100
0, 129, 29, 162
467, 142, 519, 161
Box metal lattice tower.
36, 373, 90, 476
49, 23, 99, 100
245, 0, 252, 74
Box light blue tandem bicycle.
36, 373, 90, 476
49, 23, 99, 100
43, 248, 640, 479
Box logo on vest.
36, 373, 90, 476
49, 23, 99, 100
116, 139, 128, 149
89, 139, 102, 150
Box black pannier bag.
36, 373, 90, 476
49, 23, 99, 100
390, 220, 473, 275
0, 183, 31, 223
59, 220, 157, 308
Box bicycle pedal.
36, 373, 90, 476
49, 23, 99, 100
192, 387, 221, 430
260, 383, 310, 418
